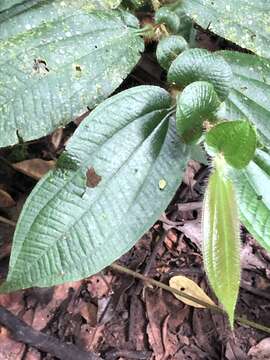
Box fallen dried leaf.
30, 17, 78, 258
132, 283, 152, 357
13, 159, 55, 180
169, 276, 215, 308
0, 189, 16, 208
248, 337, 270, 359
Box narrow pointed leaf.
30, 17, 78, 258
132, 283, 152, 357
205, 121, 257, 169
218, 51, 270, 145
0, 8, 143, 148
3, 86, 190, 292
182, 0, 270, 58
231, 150, 270, 252
203, 158, 240, 327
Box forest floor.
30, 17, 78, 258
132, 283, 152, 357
0, 28, 270, 360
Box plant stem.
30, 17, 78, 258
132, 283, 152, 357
110, 263, 270, 334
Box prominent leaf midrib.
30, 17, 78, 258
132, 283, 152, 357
0, 30, 137, 117
9, 106, 170, 275
11, 111, 172, 281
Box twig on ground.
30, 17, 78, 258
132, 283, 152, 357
111, 262, 270, 335
0, 215, 16, 227
0, 305, 103, 360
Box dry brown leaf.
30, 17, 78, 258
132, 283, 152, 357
87, 274, 113, 299
169, 275, 215, 308
51, 127, 64, 151
0, 327, 25, 359
0, 189, 16, 208
248, 338, 270, 359
183, 160, 201, 188
13, 159, 55, 180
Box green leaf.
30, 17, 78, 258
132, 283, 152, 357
156, 35, 188, 70
2, 86, 190, 291
231, 149, 270, 252
0, 9, 143, 148
0, 0, 25, 12
203, 157, 240, 327
168, 48, 233, 101
217, 51, 270, 146
176, 81, 221, 143
155, 7, 180, 34
205, 121, 257, 169
0, 0, 122, 36
182, 0, 270, 59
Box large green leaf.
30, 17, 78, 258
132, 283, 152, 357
182, 0, 270, 58
205, 120, 257, 169
203, 156, 240, 327
0, 8, 143, 148
0, 0, 122, 39
231, 149, 270, 252
218, 51, 270, 146
2, 86, 190, 291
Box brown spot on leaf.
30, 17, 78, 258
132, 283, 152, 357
86, 167, 102, 188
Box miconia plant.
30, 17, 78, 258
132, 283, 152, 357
1, 0, 270, 330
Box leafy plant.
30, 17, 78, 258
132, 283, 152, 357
1, 0, 270, 329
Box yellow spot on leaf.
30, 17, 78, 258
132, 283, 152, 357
159, 179, 167, 190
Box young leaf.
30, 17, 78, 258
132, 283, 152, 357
2, 86, 190, 292
168, 48, 233, 101
156, 35, 188, 70
203, 157, 241, 327
217, 51, 270, 146
0, 8, 144, 148
205, 121, 257, 169
231, 150, 270, 252
155, 7, 180, 34
169, 275, 216, 308
182, 0, 270, 59
176, 81, 221, 143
